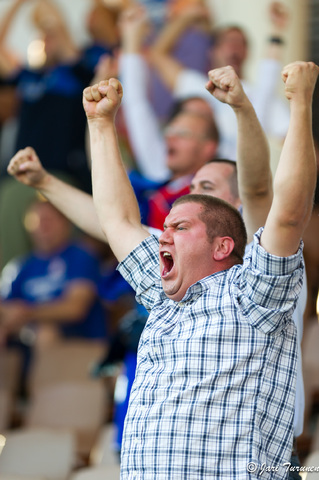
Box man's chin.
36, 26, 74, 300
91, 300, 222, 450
162, 282, 184, 302
166, 159, 181, 174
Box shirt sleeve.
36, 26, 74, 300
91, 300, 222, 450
119, 53, 170, 183
117, 235, 162, 312
237, 228, 304, 335
0, 258, 24, 299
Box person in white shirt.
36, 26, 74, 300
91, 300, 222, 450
150, 1, 291, 160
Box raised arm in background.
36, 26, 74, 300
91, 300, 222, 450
118, 5, 169, 183
206, 66, 272, 243
83, 78, 149, 261
7, 147, 106, 242
149, 3, 210, 91
149, 1, 289, 93
0, 0, 78, 77
0, 0, 25, 75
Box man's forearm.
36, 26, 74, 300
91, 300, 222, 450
149, 14, 189, 91
152, 14, 191, 56
261, 62, 319, 257
235, 100, 273, 241
89, 117, 148, 261
235, 100, 272, 197
272, 100, 316, 227
29, 285, 96, 324
37, 174, 106, 243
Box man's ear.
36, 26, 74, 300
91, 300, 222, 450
212, 236, 235, 261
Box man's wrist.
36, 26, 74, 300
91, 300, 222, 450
232, 97, 253, 114
88, 116, 114, 128
32, 171, 51, 191
88, 117, 116, 140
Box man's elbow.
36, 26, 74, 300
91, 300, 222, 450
277, 204, 313, 232
240, 184, 273, 205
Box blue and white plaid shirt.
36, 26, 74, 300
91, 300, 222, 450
118, 229, 303, 480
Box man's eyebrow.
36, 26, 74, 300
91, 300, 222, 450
200, 180, 214, 186
169, 219, 192, 228
190, 180, 214, 188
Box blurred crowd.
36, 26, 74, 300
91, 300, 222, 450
0, 0, 318, 475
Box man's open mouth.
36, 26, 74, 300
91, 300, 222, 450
161, 251, 174, 277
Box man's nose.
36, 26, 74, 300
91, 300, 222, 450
159, 228, 173, 245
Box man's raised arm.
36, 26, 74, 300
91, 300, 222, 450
206, 66, 272, 243
7, 147, 106, 243
83, 78, 149, 262
261, 61, 319, 256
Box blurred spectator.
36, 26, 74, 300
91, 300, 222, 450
150, 1, 291, 160
105, 0, 212, 120
118, 5, 219, 229
91, 256, 148, 458
0, 0, 118, 270
91, 302, 148, 458
148, 0, 213, 120
0, 0, 91, 184
0, 198, 108, 396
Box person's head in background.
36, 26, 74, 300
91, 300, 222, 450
163, 111, 219, 179
168, 96, 216, 122
24, 198, 73, 255
164, 97, 220, 179
210, 26, 249, 78
190, 158, 241, 209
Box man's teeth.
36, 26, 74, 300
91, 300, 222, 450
163, 252, 172, 258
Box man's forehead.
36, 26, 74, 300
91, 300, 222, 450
171, 111, 208, 128
219, 28, 247, 45
195, 162, 234, 181
166, 202, 203, 222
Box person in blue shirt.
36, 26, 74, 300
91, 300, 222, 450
0, 198, 107, 394
1, 198, 107, 341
